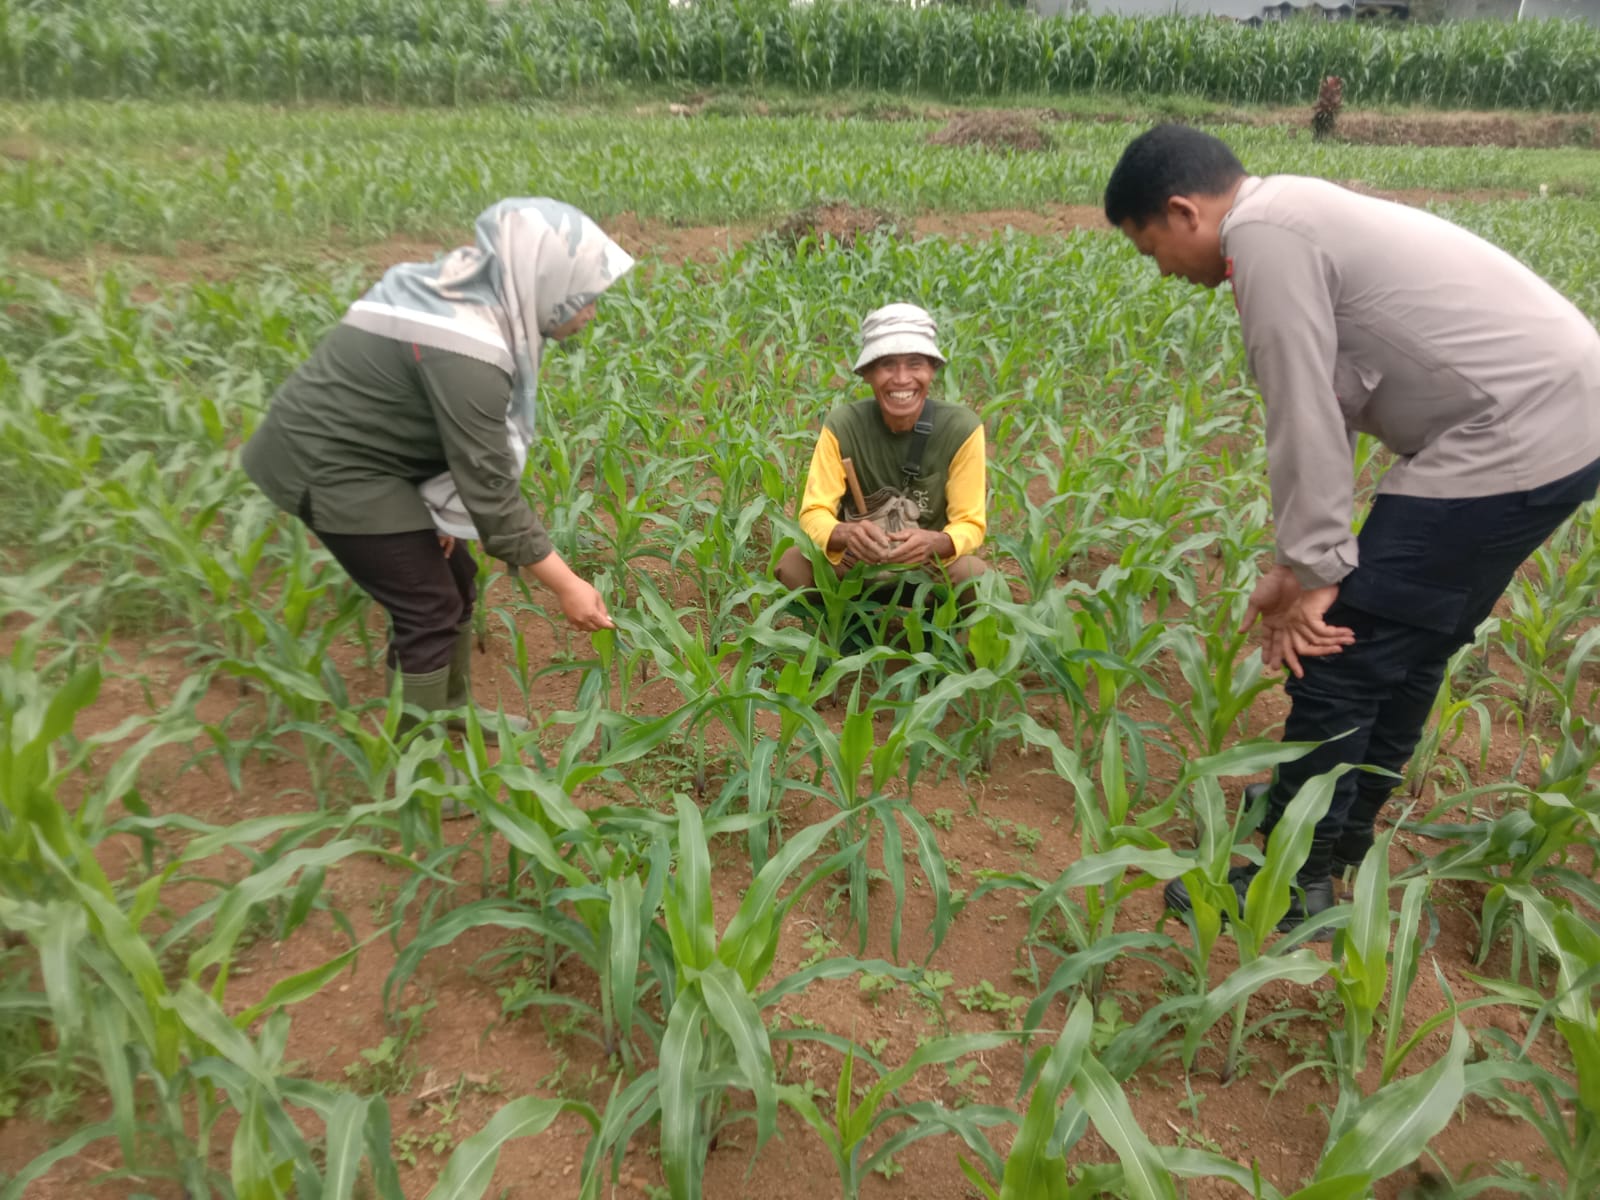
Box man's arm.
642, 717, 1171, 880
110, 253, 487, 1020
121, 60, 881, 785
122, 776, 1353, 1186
798, 427, 850, 564
1229, 221, 1357, 589
941, 425, 987, 558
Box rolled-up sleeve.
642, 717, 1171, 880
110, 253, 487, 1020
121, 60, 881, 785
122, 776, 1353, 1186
942, 425, 987, 558
1229, 221, 1358, 589
416, 345, 552, 567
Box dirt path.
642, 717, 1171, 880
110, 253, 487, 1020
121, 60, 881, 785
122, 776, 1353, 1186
13, 185, 1533, 295
644, 94, 1600, 151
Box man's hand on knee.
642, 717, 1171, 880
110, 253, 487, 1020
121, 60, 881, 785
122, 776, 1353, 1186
1245, 566, 1354, 678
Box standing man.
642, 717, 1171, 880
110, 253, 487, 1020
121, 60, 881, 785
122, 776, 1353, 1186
1104, 124, 1600, 929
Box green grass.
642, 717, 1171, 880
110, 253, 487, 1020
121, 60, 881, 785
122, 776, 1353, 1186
7, 99, 1600, 260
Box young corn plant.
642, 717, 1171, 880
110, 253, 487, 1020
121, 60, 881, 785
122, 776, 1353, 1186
778, 1031, 1016, 1200
1495, 510, 1600, 719
1401, 639, 1497, 801
1529, 623, 1600, 740
424, 1096, 601, 1200
610, 576, 798, 821
385, 696, 699, 1070
1328, 831, 1395, 1084
1, 641, 403, 1195
988, 486, 1094, 601
781, 667, 985, 958
1014, 588, 1165, 755
1305, 1023, 1472, 1200
908, 588, 1037, 775
1456, 886, 1600, 1200
1167, 761, 1355, 1083
585, 798, 915, 1200
670, 493, 781, 643
964, 996, 1278, 1200
1159, 610, 1278, 759
1409, 731, 1600, 977
970, 717, 1190, 1024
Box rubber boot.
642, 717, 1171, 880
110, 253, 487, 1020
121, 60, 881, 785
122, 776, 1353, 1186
394, 665, 471, 820
445, 624, 531, 744
396, 665, 452, 735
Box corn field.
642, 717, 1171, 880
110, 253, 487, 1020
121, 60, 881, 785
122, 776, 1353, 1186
5, 0, 1600, 109
8, 100, 1600, 262
4, 40, 1600, 1200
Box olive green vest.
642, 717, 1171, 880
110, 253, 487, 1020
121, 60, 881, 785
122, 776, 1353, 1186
822, 398, 979, 531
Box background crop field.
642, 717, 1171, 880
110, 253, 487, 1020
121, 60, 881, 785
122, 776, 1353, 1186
3, 4, 1600, 1199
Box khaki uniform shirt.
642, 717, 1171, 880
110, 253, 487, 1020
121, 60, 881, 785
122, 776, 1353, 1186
1224, 175, 1600, 587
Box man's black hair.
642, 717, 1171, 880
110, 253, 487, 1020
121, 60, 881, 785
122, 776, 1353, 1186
1103, 124, 1247, 228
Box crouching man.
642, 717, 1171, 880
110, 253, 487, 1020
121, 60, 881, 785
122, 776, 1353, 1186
776, 304, 988, 619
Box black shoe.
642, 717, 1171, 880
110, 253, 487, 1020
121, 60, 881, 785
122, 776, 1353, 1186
1162, 781, 1271, 917
1233, 863, 1335, 934
1163, 862, 1335, 940
1163, 873, 1198, 916
1241, 779, 1271, 815
1161, 867, 1262, 918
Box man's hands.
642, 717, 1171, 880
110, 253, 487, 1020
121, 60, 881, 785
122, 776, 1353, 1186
831, 519, 893, 564
1242, 564, 1354, 678
881, 528, 955, 566
828, 521, 955, 567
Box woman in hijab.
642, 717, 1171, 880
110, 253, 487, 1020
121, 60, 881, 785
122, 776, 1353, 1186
242, 198, 628, 738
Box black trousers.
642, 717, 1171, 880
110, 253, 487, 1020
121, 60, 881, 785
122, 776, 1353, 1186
317, 529, 477, 674
1266, 455, 1600, 861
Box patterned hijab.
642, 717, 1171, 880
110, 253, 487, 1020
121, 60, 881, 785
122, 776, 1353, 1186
342, 197, 635, 440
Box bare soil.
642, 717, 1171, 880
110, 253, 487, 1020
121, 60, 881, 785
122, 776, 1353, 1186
927, 111, 1053, 154
768, 201, 903, 252
635, 93, 1600, 151
999, 104, 1596, 151
1, 135, 41, 162
1322, 109, 1598, 150
15, 179, 1520, 298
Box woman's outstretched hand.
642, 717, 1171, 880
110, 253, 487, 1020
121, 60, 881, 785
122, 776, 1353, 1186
556, 576, 614, 633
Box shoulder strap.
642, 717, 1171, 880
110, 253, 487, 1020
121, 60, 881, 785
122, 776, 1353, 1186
901, 399, 934, 481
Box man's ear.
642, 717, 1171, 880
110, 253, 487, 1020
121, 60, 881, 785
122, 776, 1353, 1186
1165, 195, 1202, 231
